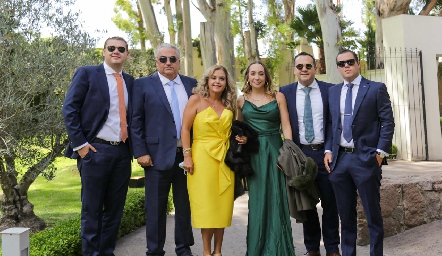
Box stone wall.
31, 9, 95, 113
356, 172, 442, 245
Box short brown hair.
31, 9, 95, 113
103, 36, 128, 50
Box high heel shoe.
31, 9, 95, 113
212, 253, 222, 256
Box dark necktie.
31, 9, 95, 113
343, 83, 354, 142
168, 81, 181, 139
113, 73, 127, 142
302, 86, 314, 143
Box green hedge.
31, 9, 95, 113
30, 189, 146, 256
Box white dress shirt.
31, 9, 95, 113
158, 72, 189, 147
296, 80, 324, 145
74, 62, 128, 151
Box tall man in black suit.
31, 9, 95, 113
63, 36, 134, 256
131, 43, 196, 256
280, 52, 341, 256
325, 49, 394, 256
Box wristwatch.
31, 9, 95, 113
377, 151, 386, 158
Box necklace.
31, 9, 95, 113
207, 98, 221, 109
250, 94, 266, 101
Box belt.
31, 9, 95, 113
176, 147, 183, 152
300, 143, 324, 150
92, 138, 122, 146
339, 146, 355, 153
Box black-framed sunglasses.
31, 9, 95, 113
337, 59, 356, 68
295, 64, 313, 70
158, 56, 178, 63
107, 46, 126, 53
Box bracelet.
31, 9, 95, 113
182, 148, 191, 155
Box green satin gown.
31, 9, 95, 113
242, 100, 295, 256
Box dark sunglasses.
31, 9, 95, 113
107, 46, 126, 53
295, 64, 313, 70
337, 59, 356, 67
158, 56, 178, 63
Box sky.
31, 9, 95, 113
71, 0, 363, 50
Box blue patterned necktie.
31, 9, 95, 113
168, 81, 181, 139
343, 83, 354, 142
302, 86, 314, 143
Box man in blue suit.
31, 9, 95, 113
280, 52, 341, 256
62, 36, 134, 256
324, 49, 394, 256
131, 43, 196, 256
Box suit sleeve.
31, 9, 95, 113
324, 87, 334, 152
376, 83, 394, 153
130, 79, 149, 158
62, 67, 90, 148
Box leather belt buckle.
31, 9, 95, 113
110, 141, 120, 146
340, 146, 355, 153
301, 143, 324, 151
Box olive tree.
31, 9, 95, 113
0, 0, 97, 231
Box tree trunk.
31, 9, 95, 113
247, 0, 259, 60
244, 31, 253, 63
418, 0, 438, 15
200, 22, 217, 71
196, 0, 236, 80
214, 0, 236, 80
0, 136, 67, 232
183, 0, 193, 77
138, 0, 163, 50
315, 0, 342, 83
136, 2, 146, 52
164, 0, 176, 45
282, 0, 295, 42
318, 45, 326, 74
375, 0, 411, 68
175, 0, 184, 49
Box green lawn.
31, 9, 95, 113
7, 157, 145, 227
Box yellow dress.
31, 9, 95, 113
187, 107, 235, 228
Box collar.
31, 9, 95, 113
103, 62, 122, 75
158, 72, 182, 86
343, 75, 362, 87
297, 79, 319, 90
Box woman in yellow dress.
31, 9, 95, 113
181, 65, 245, 256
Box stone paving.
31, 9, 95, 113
115, 160, 442, 256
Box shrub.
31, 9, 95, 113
30, 189, 146, 256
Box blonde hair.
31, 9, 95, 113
193, 65, 237, 116
241, 61, 276, 98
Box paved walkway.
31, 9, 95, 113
115, 160, 442, 256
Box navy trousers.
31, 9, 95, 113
302, 147, 340, 254
78, 142, 131, 256
144, 150, 194, 256
329, 152, 383, 256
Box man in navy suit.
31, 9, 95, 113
324, 49, 394, 256
62, 36, 134, 256
280, 52, 341, 256
131, 43, 195, 256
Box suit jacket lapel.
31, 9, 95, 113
96, 64, 110, 107
353, 78, 370, 118
151, 72, 173, 116
180, 75, 194, 98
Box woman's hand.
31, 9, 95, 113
183, 155, 194, 175
236, 135, 248, 145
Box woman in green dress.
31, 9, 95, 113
236, 61, 295, 256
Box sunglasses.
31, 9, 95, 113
295, 64, 313, 70
158, 56, 178, 63
337, 59, 356, 68
107, 46, 126, 53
